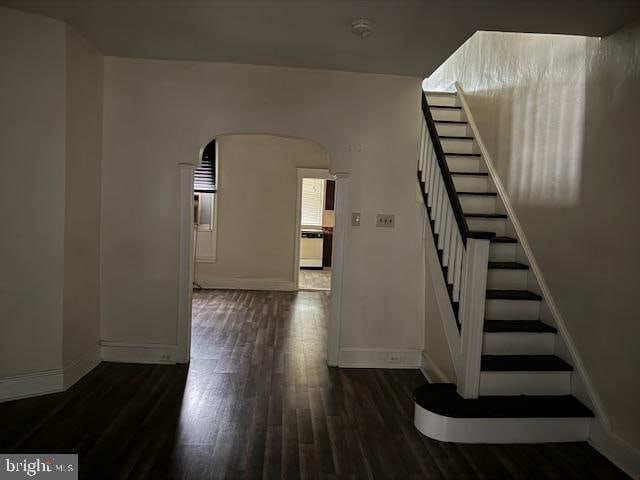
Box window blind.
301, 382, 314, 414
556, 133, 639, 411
301, 178, 325, 226
194, 140, 216, 193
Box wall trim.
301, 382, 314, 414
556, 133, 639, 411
176, 163, 195, 364
0, 347, 102, 403
0, 369, 64, 403
420, 350, 451, 383
589, 419, 640, 479
63, 347, 101, 389
326, 173, 349, 367
293, 167, 334, 291
196, 275, 296, 291
100, 341, 177, 364
456, 83, 610, 427
338, 348, 422, 369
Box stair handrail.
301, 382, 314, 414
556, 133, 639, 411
421, 93, 495, 244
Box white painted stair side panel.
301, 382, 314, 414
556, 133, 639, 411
452, 175, 488, 193
436, 123, 471, 137
440, 138, 477, 154
479, 371, 572, 395
485, 298, 540, 320
489, 243, 517, 262
459, 195, 497, 214
466, 217, 506, 235
414, 404, 591, 443
483, 332, 555, 355
487, 268, 528, 290
446, 155, 482, 172
431, 107, 465, 122
426, 92, 460, 107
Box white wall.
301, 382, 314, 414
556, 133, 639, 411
426, 26, 640, 453
62, 26, 103, 368
101, 57, 425, 354
0, 7, 67, 377
195, 134, 329, 289
0, 7, 103, 388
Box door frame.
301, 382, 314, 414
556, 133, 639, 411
176, 163, 349, 367
293, 168, 334, 290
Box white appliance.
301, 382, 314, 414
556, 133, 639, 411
300, 229, 323, 268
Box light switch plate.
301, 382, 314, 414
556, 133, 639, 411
352, 212, 361, 226
376, 214, 395, 228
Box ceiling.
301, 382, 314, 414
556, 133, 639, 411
2, 0, 639, 77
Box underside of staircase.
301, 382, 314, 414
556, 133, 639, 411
414, 90, 594, 443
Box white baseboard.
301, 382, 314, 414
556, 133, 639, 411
420, 350, 451, 383
590, 419, 640, 479
63, 347, 101, 389
100, 341, 177, 364
338, 348, 421, 369
0, 369, 64, 403
0, 346, 102, 403
195, 275, 296, 291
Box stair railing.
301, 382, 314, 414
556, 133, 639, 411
417, 91, 493, 398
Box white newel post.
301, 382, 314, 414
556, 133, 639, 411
457, 237, 490, 398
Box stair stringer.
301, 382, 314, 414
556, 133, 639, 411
419, 183, 463, 385
455, 82, 608, 432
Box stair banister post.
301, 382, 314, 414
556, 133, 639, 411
457, 237, 490, 399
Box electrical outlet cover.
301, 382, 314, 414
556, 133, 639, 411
376, 214, 395, 228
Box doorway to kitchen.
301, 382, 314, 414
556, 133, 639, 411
295, 169, 335, 291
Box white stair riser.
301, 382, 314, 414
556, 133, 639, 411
487, 268, 528, 290
435, 123, 470, 137
489, 243, 517, 262
426, 93, 460, 107
485, 298, 540, 320
431, 107, 465, 122
482, 332, 555, 355
414, 405, 591, 443
441, 138, 477, 154
452, 176, 488, 193
459, 196, 497, 214
479, 371, 571, 395
446, 156, 482, 173
466, 217, 506, 235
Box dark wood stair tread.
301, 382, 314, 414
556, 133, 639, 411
413, 383, 592, 418
484, 320, 557, 333
481, 355, 573, 372
458, 191, 497, 196
491, 236, 517, 243
430, 105, 462, 109
435, 120, 468, 125
466, 231, 497, 240
488, 261, 529, 270
486, 289, 542, 301
446, 153, 482, 157
466, 213, 508, 219
439, 135, 474, 140
451, 171, 487, 176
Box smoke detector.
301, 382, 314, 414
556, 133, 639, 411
351, 19, 373, 38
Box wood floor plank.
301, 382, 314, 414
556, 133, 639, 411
0, 289, 630, 479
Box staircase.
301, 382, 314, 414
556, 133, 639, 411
413, 89, 595, 443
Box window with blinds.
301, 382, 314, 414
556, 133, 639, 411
301, 178, 325, 226
194, 140, 216, 193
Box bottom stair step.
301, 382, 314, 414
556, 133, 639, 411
413, 383, 593, 443
413, 383, 593, 418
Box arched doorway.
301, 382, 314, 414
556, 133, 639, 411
177, 134, 349, 366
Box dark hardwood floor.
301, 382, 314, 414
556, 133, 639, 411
0, 290, 628, 479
